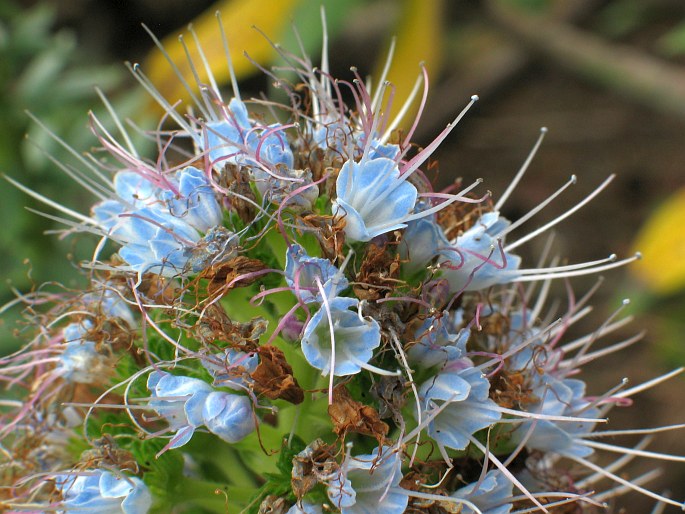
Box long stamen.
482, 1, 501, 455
495, 127, 548, 211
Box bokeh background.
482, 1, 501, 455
2, 0, 685, 510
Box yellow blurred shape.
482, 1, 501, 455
632, 186, 685, 294
144, 0, 301, 106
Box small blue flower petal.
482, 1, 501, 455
147, 371, 213, 449
56, 470, 151, 514
407, 316, 469, 369
420, 367, 502, 451
333, 158, 418, 242
301, 297, 381, 376
286, 501, 323, 514
202, 391, 255, 443
285, 244, 348, 303
439, 212, 522, 292
399, 218, 450, 274
451, 470, 513, 514
93, 166, 223, 276
327, 447, 407, 514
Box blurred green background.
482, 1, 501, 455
2, 0, 685, 509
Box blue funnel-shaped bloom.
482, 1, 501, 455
301, 297, 380, 376
419, 366, 502, 451
407, 316, 470, 370
55, 470, 152, 514
327, 447, 408, 514
451, 470, 513, 514
285, 244, 348, 304
93, 166, 226, 276
399, 217, 450, 274
201, 348, 258, 389
202, 391, 255, 443
513, 376, 600, 458
205, 98, 294, 171
333, 157, 417, 242
58, 320, 108, 384
439, 212, 521, 292
147, 371, 213, 450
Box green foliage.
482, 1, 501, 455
657, 20, 685, 57
246, 436, 307, 513
0, 1, 148, 355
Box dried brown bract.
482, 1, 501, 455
202, 255, 268, 297
197, 305, 267, 349
353, 240, 402, 301
300, 213, 346, 261
327, 384, 389, 445
291, 439, 337, 501
250, 345, 304, 404
220, 164, 257, 224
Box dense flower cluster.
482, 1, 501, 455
1, 15, 683, 514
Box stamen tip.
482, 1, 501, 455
470, 94, 479, 102
622, 298, 631, 306
540, 126, 548, 133
634, 251, 643, 259
570, 174, 577, 184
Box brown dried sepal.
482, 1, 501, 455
196, 304, 267, 349
291, 438, 337, 501
370, 375, 406, 424
436, 187, 489, 241
328, 384, 389, 445
401, 471, 458, 513
250, 345, 304, 404
138, 274, 180, 305
353, 240, 402, 301
257, 495, 288, 514
202, 256, 267, 297
300, 213, 345, 261
220, 163, 257, 224
490, 369, 535, 410
79, 435, 139, 474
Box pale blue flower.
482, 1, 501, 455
205, 98, 294, 170
266, 167, 319, 211
451, 470, 513, 514
439, 212, 521, 292
513, 376, 599, 458
146, 371, 213, 450
83, 287, 136, 327
201, 348, 258, 388
55, 470, 152, 513
310, 115, 398, 161
93, 166, 225, 276
333, 157, 418, 242
420, 366, 502, 451
407, 316, 469, 369
327, 447, 408, 514
286, 501, 323, 514
301, 297, 381, 376
58, 320, 108, 384
285, 244, 348, 304
398, 217, 449, 274
310, 113, 353, 152
147, 371, 255, 448
202, 391, 255, 443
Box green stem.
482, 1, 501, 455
173, 479, 254, 513
211, 444, 259, 490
